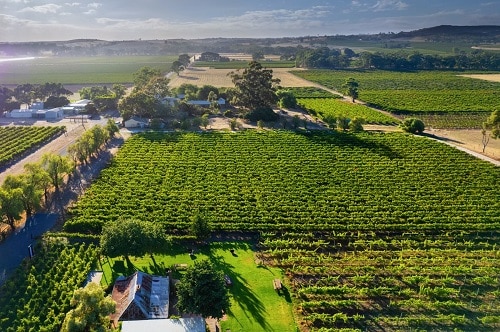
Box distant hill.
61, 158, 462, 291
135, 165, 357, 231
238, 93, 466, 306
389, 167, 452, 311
0, 25, 498, 57
394, 25, 500, 42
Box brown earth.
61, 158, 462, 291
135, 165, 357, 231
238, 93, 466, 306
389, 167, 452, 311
458, 74, 500, 82
169, 67, 314, 88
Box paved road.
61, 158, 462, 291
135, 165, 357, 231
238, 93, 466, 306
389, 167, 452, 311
0, 213, 58, 285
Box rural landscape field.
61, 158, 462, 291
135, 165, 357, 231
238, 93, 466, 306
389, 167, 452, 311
0, 23, 499, 332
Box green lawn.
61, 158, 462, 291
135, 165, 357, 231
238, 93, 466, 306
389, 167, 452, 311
100, 241, 296, 332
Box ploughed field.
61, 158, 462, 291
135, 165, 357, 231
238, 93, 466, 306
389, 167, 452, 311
62, 131, 500, 331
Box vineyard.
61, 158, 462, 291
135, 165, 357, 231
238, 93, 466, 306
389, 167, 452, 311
291, 70, 499, 117
0, 240, 98, 331
0, 126, 65, 168
65, 131, 499, 235
60, 131, 500, 331
297, 98, 398, 125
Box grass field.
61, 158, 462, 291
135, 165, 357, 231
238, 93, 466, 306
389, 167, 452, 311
100, 241, 296, 332
0, 56, 176, 85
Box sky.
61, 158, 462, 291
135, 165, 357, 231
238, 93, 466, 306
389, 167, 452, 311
0, 0, 499, 42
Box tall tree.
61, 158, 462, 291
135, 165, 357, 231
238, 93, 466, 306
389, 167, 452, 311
343, 78, 359, 102
2, 174, 42, 219
24, 162, 51, 206
40, 153, 74, 192
100, 219, 168, 258
482, 110, 500, 152
171, 60, 184, 76
0, 187, 24, 229
60, 282, 116, 332
190, 214, 211, 241
133, 66, 161, 90
178, 54, 191, 67
229, 61, 280, 111
176, 259, 230, 319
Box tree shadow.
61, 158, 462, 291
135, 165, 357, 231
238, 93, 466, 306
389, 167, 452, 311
206, 242, 273, 331
297, 130, 403, 160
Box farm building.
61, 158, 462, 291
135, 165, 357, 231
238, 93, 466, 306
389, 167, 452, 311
62, 99, 91, 115
110, 271, 169, 324
121, 317, 205, 332
32, 108, 64, 120
8, 109, 34, 118
124, 116, 149, 128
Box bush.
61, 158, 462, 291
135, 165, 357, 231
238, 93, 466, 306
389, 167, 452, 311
401, 118, 425, 134
349, 117, 365, 132
244, 107, 279, 122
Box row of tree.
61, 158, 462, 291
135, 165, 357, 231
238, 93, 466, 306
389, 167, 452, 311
0, 121, 119, 233
67, 119, 119, 165
0, 83, 73, 112
295, 47, 500, 71
0, 154, 74, 231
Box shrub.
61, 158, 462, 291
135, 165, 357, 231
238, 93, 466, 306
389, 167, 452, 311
244, 107, 279, 122
401, 118, 425, 134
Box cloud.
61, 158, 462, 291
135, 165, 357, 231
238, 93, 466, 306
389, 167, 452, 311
84, 9, 96, 15
64, 2, 81, 6
18, 4, 62, 14
372, 0, 408, 12
87, 2, 102, 9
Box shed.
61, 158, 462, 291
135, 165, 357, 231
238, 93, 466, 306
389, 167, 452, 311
8, 109, 33, 118
45, 108, 64, 119
124, 116, 149, 128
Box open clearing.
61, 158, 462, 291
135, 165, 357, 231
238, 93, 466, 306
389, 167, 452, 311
169, 67, 315, 88
458, 74, 500, 82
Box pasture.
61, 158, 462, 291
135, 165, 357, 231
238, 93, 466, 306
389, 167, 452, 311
0, 56, 176, 85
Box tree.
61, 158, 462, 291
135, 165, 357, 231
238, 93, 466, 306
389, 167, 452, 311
0, 187, 24, 229
482, 110, 500, 152
176, 259, 230, 319
105, 118, 120, 138
229, 61, 280, 111
2, 174, 42, 219
200, 114, 210, 129
24, 162, 51, 206
60, 282, 116, 332
178, 54, 191, 67
190, 214, 211, 241
276, 90, 297, 109
133, 66, 161, 90
336, 116, 350, 132
343, 78, 359, 102
41, 153, 74, 192
349, 117, 365, 132
401, 118, 425, 134
100, 219, 168, 258
171, 60, 184, 76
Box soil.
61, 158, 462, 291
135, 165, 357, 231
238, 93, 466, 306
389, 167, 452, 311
458, 74, 500, 83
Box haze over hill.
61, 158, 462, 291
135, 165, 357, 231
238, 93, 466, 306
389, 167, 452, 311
0, 25, 499, 57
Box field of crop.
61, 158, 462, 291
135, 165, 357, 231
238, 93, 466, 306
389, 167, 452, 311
65, 131, 499, 234
0, 56, 176, 85
0, 126, 65, 168
0, 241, 98, 332
61, 131, 499, 331
291, 70, 499, 116
297, 98, 398, 125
